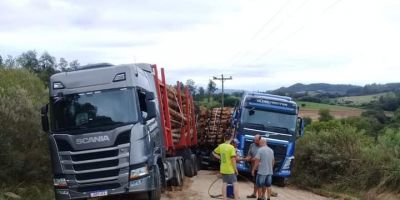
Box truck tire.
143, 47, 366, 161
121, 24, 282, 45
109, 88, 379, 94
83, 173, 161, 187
191, 154, 198, 176
178, 158, 184, 183
171, 161, 182, 186
274, 177, 287, 187
184, 158, 195, 177
148, 165, 161, 200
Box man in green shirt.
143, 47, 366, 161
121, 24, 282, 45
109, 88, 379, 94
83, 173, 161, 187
212, 132, 240, 200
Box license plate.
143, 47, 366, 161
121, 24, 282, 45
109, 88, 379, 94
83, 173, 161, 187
89, 190, 108, 198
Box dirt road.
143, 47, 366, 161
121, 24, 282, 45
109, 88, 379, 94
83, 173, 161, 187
161, 170, 330, 200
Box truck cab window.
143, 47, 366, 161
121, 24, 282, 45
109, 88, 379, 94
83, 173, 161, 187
137, 90, 148, 119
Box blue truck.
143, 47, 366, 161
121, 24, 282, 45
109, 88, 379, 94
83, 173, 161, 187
233, 92, 304, 186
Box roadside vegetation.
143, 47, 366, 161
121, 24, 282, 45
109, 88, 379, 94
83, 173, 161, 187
292, 107, 400, 199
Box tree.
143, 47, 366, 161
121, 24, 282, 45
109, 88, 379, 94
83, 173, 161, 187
69, 60, 80, 71
39, 51, 56, 70
0, 55, 3, 66
36, 52, 57, 85
207, 80, 217, 94
185, 79, 197, 96
4, 55, 16, 68
198, 86, 205, 97
207, 79, 217, 103
318, 109, 334, 122
58, 57, 69, 72
16, 50, 39, 72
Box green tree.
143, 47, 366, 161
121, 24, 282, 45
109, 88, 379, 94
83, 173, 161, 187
185, 79, 197, 96
16, 50, 39, 72
0, 54, 3, 66
69, 60, 80, 71
318, 109, 334, 122
207, 79, 217, 103
4, 55, 16, 68
37, 52, 57, 85
198, 86, 205, 97
58, 57, 69, 72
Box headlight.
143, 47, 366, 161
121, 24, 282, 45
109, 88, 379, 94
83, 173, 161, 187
281, 157, 294, 170
130, 165, 149, 180
53, 178, 67, 187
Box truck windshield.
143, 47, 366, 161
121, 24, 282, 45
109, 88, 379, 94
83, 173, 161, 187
50, 88, 138, 133
241, 108, 297, 133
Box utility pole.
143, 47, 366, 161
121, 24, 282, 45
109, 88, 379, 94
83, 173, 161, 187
213, 74, 232, 108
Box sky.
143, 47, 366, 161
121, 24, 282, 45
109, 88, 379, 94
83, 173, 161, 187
1, 0, 400, 91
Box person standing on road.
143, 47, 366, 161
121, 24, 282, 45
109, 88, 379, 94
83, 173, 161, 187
252, 138, 274, 200
238, 134, 261, 198
212, 132, 240, 200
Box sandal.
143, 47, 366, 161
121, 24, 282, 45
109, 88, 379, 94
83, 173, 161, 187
247, 194, 257, 198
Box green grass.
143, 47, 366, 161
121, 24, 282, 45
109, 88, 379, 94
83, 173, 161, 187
297, 101, 362, 111
334, 92, 394, 106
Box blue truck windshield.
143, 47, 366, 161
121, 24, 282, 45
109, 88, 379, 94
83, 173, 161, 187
241, 108, 297, 133
50, 88, 138, 133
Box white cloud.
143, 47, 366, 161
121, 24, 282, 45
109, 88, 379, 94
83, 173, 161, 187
1, 0, 400, 90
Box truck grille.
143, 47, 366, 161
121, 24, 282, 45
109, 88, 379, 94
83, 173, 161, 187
56, 131, 131, 185
243, 140, 287, 172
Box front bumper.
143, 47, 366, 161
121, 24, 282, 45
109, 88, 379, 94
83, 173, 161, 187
55, 169, 156, 200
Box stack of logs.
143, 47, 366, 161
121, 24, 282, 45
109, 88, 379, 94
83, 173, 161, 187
198, 107, 233, 145
166, 85, 189, 144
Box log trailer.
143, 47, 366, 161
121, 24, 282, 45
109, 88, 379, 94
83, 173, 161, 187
41, 63, 198, 200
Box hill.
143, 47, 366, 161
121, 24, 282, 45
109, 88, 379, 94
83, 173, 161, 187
271, 83, 400, 96
272, 83, 361, 95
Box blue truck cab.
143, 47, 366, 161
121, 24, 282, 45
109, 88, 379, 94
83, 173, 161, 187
233, 92, 304, 186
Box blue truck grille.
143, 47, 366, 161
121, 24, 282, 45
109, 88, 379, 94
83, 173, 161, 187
243, 140, 287, 172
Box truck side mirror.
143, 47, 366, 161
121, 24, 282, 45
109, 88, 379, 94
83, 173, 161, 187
41, 104, 49, 132
297, 117, 304, 137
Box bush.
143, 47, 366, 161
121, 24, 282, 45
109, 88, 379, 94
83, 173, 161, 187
303, 116, 312, 126
292, 120, 400, 195
0, 68, 50, 184
318, 109, 334, 122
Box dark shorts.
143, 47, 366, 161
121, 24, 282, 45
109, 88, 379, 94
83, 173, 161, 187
256, 174, 272, 187
222, 174, 237, 184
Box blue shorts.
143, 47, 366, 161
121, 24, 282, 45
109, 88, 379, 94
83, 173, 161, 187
256, 174, 272, 187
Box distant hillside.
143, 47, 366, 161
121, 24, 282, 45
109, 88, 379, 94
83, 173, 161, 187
271, 83, 400, 96
272, 83, 361, 95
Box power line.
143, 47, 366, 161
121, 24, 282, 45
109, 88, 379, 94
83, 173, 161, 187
230, 0, 292, 65
231, 0, 310, 67
249, 0, 343, 64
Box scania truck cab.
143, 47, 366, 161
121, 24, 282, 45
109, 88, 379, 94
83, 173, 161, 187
41, 63, 194, 200
233, 92, 304, 186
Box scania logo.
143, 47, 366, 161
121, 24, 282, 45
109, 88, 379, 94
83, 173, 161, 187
76, 136, 110, 145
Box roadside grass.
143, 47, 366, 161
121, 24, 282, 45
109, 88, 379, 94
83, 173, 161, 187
0, 183, 53, 200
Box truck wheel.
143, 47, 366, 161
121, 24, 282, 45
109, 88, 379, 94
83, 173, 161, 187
178, 158, 184, 183
171, 161, 182, 186
191, 154, 198, 176
148, 165, 161, 200
274, 177, 287, 187
184, 158, 195, 177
